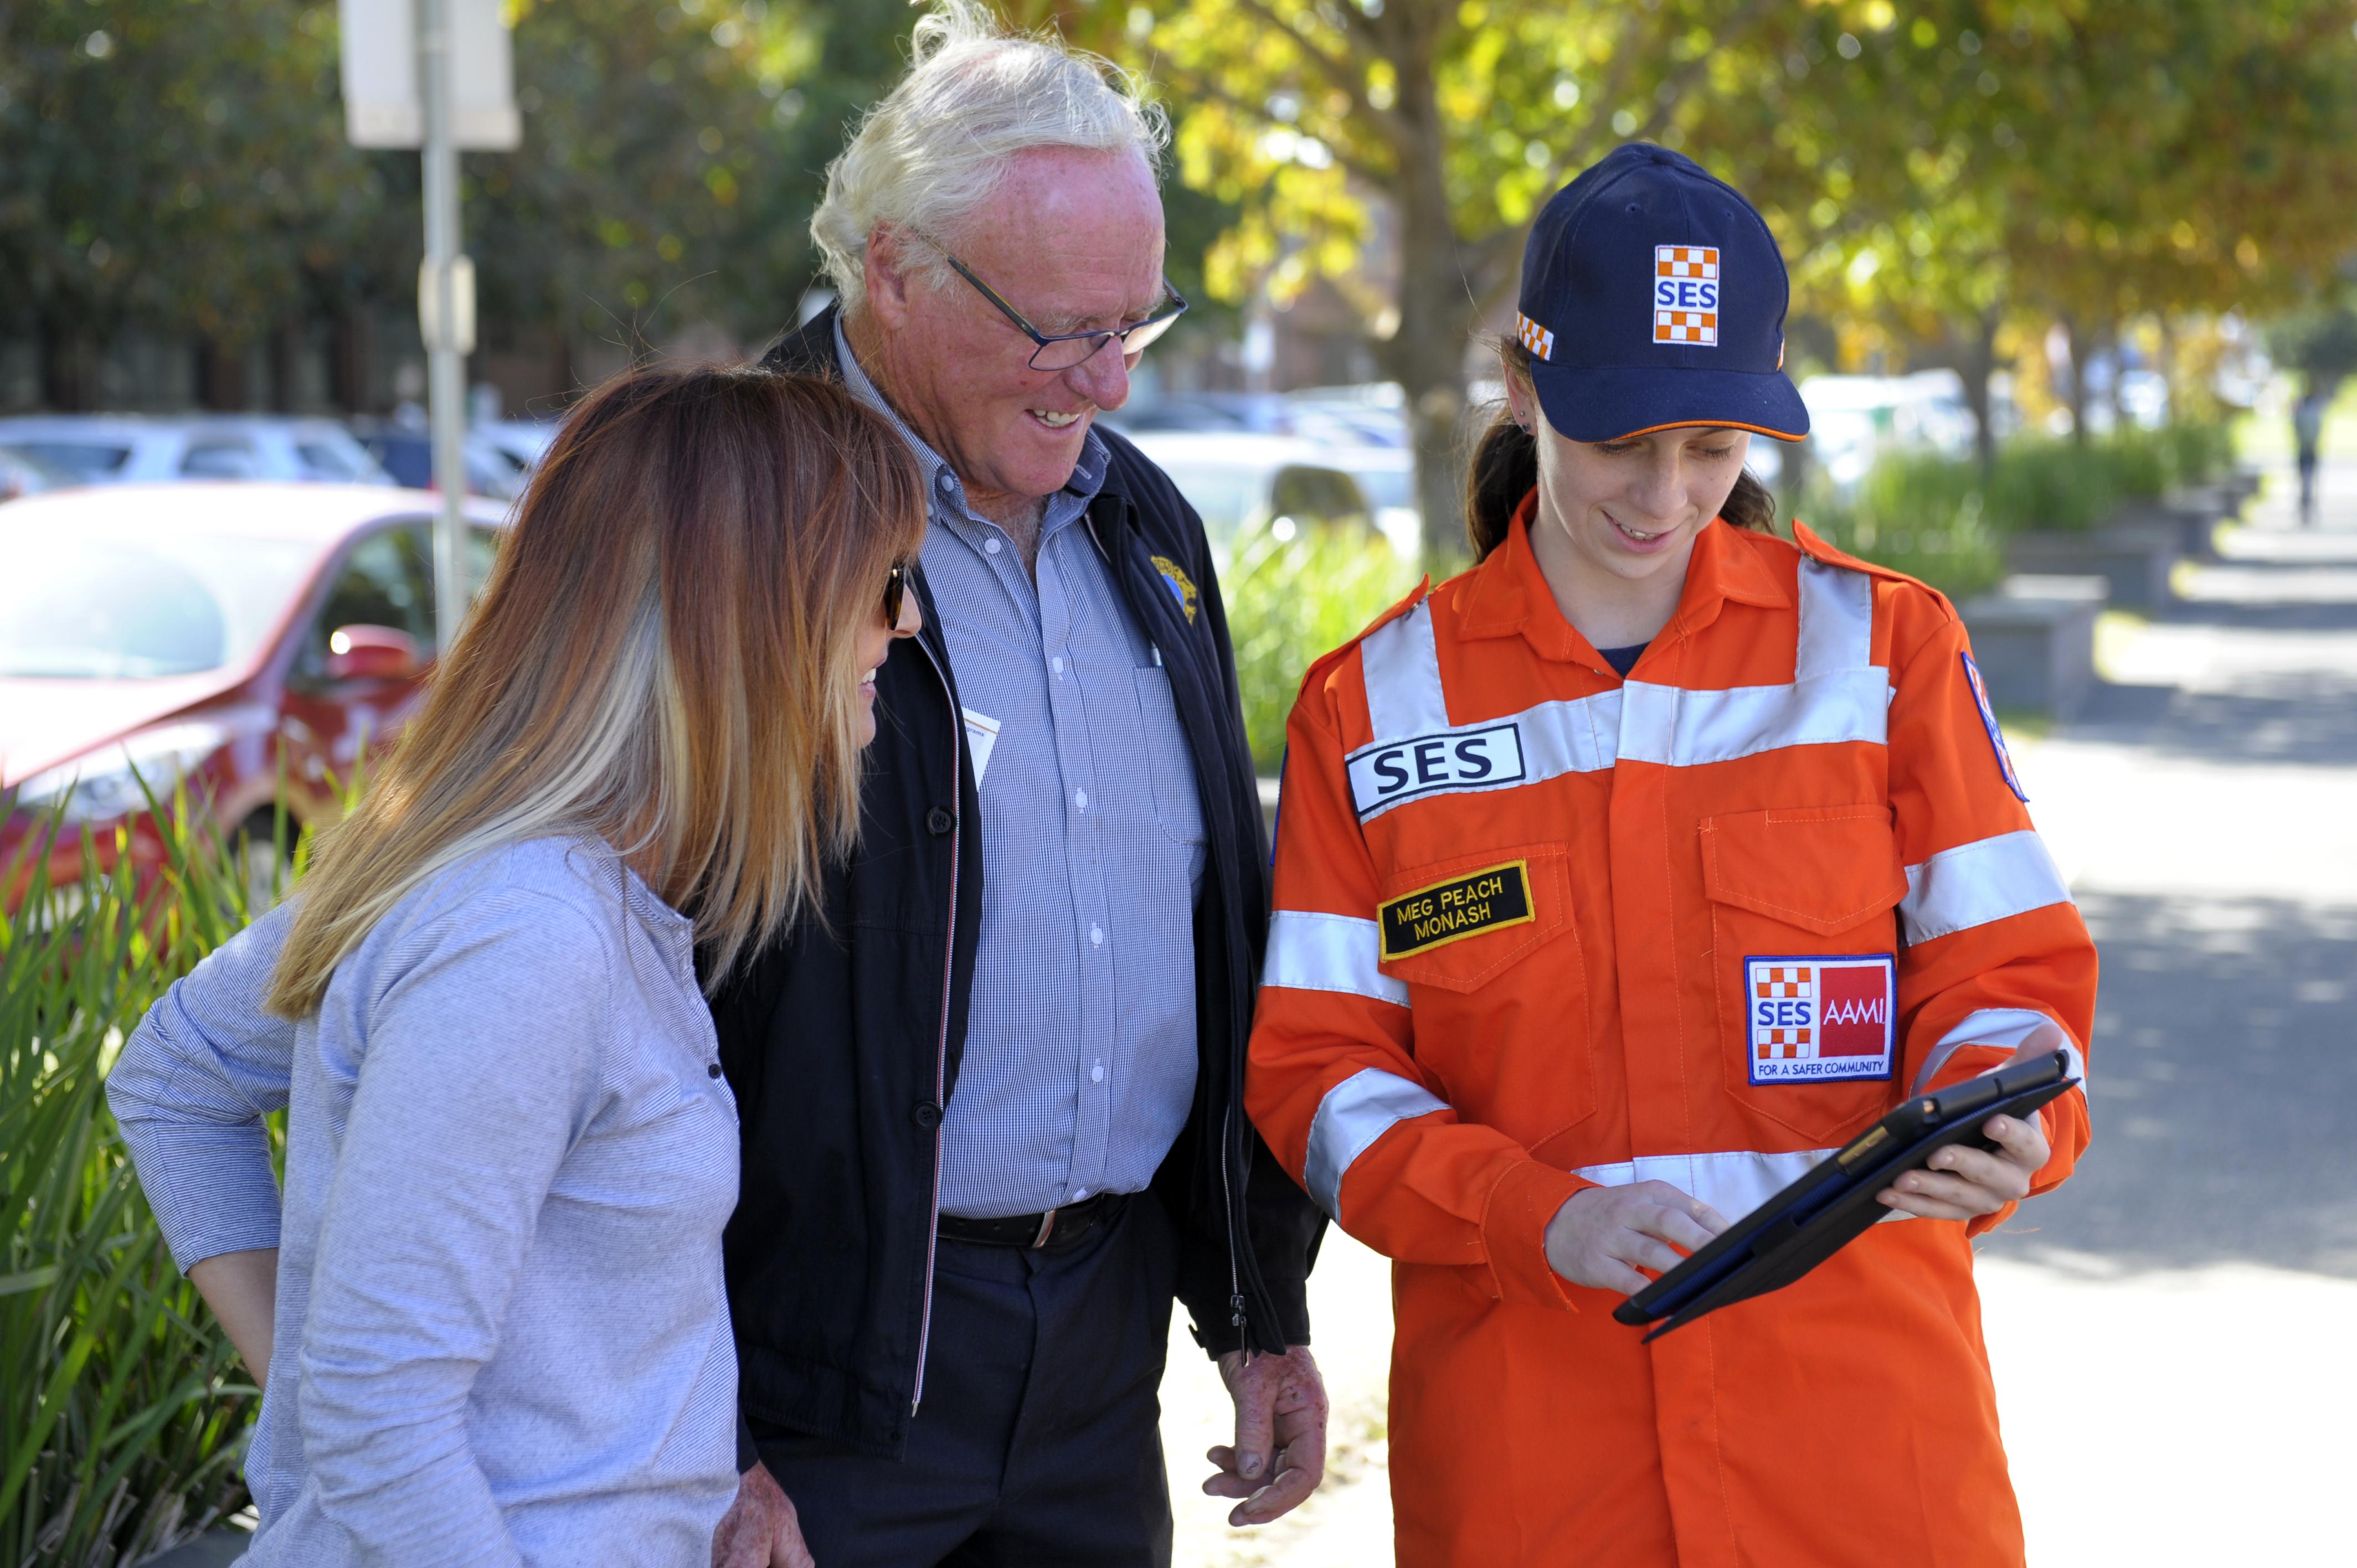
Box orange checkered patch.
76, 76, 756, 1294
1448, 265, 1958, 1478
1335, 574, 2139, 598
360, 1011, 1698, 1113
1516, 311, 1555, 362
1653, 245, 1720, 347
1753, 964, 1815, 1000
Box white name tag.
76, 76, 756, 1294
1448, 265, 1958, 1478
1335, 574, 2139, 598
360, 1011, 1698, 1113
1345, 723, 1526, 819
961, 707, 1001, 790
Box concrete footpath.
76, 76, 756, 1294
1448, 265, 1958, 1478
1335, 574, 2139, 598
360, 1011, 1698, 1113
1158, 454, 2357, 1566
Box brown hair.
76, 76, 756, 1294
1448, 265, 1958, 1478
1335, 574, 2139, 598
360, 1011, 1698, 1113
1464, 337, 1778, 561
266, 366, 928, 1017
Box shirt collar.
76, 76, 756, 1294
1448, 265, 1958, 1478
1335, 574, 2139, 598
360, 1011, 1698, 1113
1456, 488, 1790, 663
830, 316, 1110, 521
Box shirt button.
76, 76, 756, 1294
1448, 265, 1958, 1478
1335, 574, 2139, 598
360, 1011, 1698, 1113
1091, 1062, 1105, 1083
1090, 924, 1104, 946
1074, 788, 1088, 809
1052, 656, 1066, 675
1074, 1188, 1090, 1201
926, 806, 954, 835
985, 537, 1002, 555
707, 1062, 722, 1079
912, 1100, 944, 1130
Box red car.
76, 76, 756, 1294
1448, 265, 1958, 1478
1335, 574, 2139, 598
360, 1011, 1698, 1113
1, 483, 506, 901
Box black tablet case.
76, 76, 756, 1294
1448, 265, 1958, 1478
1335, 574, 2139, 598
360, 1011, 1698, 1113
1613, 1051, 2078, 1340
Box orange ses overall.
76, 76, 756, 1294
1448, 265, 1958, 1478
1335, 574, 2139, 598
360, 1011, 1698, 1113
1247, 501, 2097, 1567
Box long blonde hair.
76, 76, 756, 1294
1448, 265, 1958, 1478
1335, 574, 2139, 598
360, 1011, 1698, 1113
266, 366, 927, 1017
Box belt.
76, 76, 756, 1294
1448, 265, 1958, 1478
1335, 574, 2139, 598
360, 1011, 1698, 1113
936, 1190, 1129, 1250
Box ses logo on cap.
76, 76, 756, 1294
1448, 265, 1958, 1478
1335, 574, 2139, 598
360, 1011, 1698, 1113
1744, 955, 1895, 1085
1654, 245, 1719, 346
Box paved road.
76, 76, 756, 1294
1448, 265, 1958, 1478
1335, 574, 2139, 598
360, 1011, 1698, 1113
1160, 454, 2357, 1565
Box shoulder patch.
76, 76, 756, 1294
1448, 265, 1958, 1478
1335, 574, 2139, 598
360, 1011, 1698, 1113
1959, 651, 2029, 802
1149, 555, 1199, 623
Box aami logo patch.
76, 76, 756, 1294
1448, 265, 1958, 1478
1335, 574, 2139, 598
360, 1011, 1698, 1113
1654, 245, 1720, 345
1744, 954, 1896, 1084
1345, 723, 1526, 819
1380, 861, 1533, 961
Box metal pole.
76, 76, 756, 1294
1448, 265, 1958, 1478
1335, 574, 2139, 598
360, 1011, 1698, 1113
419, 0, 466, 653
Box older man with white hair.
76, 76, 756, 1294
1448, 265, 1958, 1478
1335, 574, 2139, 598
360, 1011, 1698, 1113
706, 6, 1330, 1565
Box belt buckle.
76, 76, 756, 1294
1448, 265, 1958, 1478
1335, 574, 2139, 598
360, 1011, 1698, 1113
1030, 1208, 1058, 1249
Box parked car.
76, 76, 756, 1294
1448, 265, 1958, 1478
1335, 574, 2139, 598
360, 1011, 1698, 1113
349, 417, 536, 501
0, 445, 76, 503
0, 415, 391, 487
476, 417, 561, 484
1121, 431, 1390, 563
1, 483, 505, 902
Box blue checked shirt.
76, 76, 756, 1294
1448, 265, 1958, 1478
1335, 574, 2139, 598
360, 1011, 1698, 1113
835, 324, 1207, 1219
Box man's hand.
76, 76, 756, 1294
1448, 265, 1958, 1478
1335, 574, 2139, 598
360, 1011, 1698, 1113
1206, 1345, 1327, 1527
709, 1461, 814, 1568
1544, 1182, 1728, 1294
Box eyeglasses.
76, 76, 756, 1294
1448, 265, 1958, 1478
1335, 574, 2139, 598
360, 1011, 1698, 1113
881, 561, 907, 629
944, 255, 1189, 372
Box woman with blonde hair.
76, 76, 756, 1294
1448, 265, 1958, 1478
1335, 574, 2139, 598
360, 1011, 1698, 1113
108, 365, 927, 1566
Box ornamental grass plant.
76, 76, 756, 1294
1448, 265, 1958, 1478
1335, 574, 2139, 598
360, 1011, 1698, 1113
1797, 420, 2236, 598
1221, 523, 1420, 775
1, 795, 301, 1566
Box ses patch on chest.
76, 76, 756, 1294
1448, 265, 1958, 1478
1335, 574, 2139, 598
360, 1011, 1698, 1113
1744, 955, 1896, 1084
1346, 722, 1526, 819
1379, 861, 1533, 961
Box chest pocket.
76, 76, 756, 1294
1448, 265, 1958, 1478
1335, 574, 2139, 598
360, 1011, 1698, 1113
1132, 667, 1205, 848
1376, 840, 1594, 1146
1701, 804, 1910, 1143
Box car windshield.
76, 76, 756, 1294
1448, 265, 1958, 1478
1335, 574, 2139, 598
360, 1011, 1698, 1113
11, 441, 132, 482
0, 525, 317, 678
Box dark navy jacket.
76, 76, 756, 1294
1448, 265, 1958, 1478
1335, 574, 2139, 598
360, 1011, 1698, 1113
706, 308, 1322, 1457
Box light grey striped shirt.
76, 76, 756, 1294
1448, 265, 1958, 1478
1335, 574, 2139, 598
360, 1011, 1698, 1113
835, 322, 1207, 1218
107, 838, 740, 1567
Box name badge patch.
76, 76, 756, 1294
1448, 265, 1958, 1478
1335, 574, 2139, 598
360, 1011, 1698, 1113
1346, 723, 1526, 818
1745, 955, 1896, 1084
1380, 861, 1533, 961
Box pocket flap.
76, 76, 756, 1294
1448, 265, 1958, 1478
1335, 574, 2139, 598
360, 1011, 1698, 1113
1700, 805, 1907, 936
1376, 843, 1571, 994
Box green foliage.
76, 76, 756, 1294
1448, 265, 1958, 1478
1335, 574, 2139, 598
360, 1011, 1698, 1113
1221, 527, 1418, 775
1797, 420, 2235, 596
1, 803, 294, 1566
1797, 456, 2008, 601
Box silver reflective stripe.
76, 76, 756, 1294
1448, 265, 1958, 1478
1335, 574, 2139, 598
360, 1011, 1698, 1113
1344, 555, 1890, 821
1572, 1148, 1841, 1225
1305, 1066, 1449, 1217
1359, 600, 1449, 740
1909, 1007, 2089, 1096
1795, 555, 1875, 677
1899, 830, 2072, 942
1263, 911, 1409, 1007
1615, 668, 1890, 767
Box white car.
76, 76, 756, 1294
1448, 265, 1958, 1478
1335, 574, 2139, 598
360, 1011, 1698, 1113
1120, 431, 1397, 563
0, 415, 392, 487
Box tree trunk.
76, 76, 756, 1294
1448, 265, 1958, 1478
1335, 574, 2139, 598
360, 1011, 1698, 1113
332, 306, 377, 413
1962, 306, 2001, 476
197, 337, 250, 411
1373, 3, 1483, 568
40, 319, 100, 411
2058, 316, 2088, 447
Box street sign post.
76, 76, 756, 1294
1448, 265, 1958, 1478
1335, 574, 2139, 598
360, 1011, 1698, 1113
337, 0, 518, 652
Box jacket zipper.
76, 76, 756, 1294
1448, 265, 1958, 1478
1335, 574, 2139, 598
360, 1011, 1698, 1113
909, 632, 960, 1416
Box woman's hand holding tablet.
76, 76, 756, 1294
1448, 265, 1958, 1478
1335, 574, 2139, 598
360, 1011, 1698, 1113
1545, 1181, 1732, 1294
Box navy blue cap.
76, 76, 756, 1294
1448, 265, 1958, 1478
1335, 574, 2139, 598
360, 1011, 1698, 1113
1514, 143, 1808, 443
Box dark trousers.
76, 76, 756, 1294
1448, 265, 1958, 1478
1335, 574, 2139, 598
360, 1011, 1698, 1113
755, 1195, 1178, 1568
